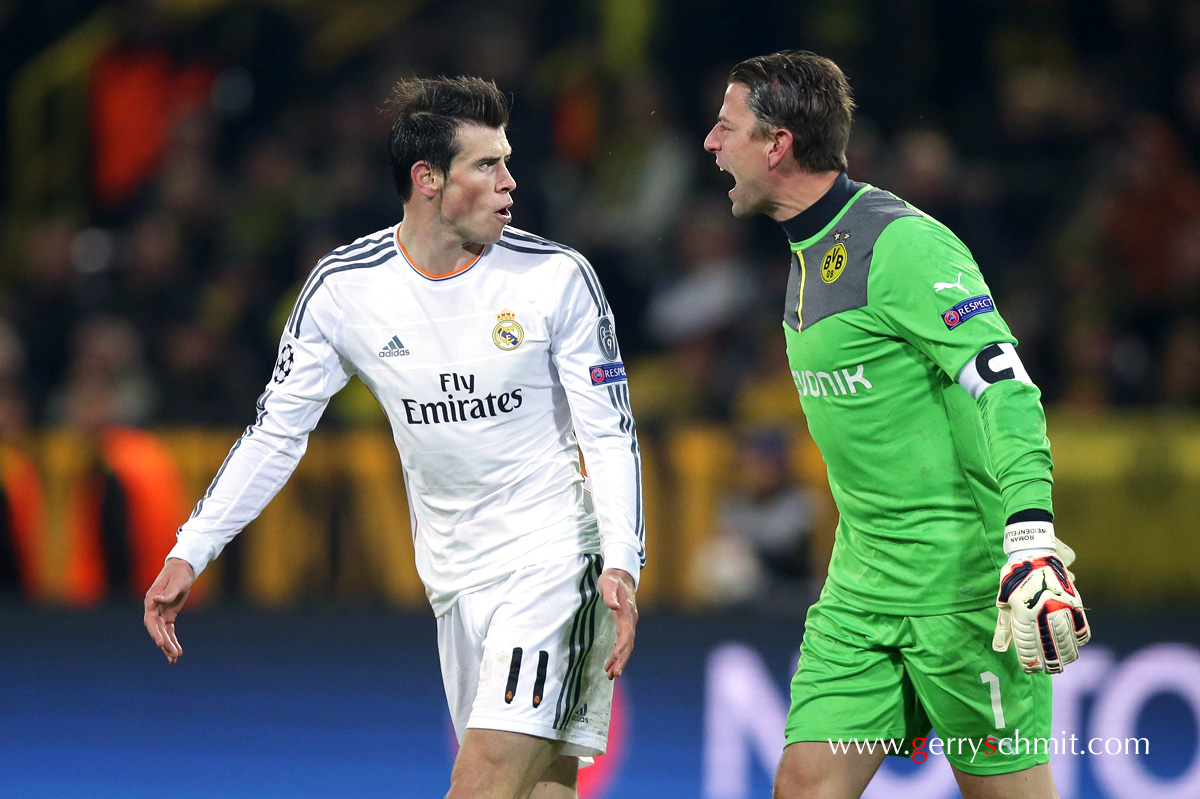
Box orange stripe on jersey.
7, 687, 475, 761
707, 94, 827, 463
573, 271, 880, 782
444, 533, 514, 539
396, 228, 483, 280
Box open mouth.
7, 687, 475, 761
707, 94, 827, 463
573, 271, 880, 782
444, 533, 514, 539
715, 164, 735, 195
723, 174, 737, 198
495, 205, 512, 221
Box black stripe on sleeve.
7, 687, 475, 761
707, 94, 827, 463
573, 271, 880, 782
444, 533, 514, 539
285, 234, 392, 331
191, 387, 272, 519
619, 384, 647, 561
191, 429, 248, 519
289, 253, 391, 336
606, 384, 647, 562
496, 235, 609, 316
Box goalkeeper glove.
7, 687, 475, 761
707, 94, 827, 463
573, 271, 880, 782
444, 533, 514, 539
992, 522, 1091, 674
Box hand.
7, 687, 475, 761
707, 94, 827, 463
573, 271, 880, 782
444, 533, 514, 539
598, 568, 638, 680
144, 558, 196, 664
993, 542, 1090, 674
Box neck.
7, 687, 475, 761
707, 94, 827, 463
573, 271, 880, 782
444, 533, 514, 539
777, 171, 863, 244
396, 211, 484, 277
766, 170, 841, 221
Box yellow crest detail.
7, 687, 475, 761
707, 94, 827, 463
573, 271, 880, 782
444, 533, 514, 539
821, 242, 847, 283
493, 309, 524, 350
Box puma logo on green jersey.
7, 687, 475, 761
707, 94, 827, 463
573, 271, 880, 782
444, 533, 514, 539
934, 272, 968, 293
791, 364, 872, 398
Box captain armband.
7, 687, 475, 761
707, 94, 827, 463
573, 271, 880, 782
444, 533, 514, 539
956, 342, 1032, 400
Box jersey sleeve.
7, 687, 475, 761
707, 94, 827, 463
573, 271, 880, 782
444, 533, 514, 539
167, 292, 354, 576
868, 214, 1053, 518
548, 253, 646, 586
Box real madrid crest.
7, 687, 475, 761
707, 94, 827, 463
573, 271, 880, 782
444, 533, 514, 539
821, 242, 847, 283
493, 309, 524, 350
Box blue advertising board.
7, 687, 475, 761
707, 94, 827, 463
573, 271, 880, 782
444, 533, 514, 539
0, 606, 1194, 798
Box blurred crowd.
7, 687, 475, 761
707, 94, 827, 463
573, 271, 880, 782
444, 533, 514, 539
6, 0, 1200, 439
4, 0, 1200, 602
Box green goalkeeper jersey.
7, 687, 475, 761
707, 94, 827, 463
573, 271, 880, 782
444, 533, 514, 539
781, 174, 1053, 615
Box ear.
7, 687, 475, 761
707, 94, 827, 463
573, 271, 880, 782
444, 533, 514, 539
765, 128, 794, 169
410, 161, 442, 199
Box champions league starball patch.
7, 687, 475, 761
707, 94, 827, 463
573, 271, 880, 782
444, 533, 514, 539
942, 295, 995, 329
589, 362, 627, 385
273, 344, 294, 384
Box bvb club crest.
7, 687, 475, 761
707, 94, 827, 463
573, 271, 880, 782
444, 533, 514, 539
821, 242, 847, 283
493, 309, 524, 350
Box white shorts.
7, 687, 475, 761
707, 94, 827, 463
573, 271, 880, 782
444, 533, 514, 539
436, 552, 615, 758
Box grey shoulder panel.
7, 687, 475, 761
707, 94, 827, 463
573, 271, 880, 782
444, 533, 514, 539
785, 188, 922, 332
784, 252, 802, 331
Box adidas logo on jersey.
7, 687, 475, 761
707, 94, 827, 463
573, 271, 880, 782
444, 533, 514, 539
378, 335, 410, 358
570, 703, 589, 724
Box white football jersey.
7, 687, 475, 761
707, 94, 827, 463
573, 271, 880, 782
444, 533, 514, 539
168, 225, 646, 615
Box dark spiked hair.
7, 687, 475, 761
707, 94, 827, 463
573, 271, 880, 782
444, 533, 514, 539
386, 76, 510, 202
728, 50, 855, 173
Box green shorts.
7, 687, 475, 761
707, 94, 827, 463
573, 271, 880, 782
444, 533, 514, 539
785, 593, 1052, 775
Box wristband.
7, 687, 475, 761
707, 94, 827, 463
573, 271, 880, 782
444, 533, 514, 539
1003, 520, 1055, 559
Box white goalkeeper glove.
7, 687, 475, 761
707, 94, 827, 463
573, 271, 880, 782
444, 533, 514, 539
992, 522, 1091, 674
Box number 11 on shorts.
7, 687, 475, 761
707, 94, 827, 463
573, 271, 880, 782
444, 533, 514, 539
980, 671, 1006, 728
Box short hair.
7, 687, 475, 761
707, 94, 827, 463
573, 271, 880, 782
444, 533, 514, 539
386, 76, 510, 202
728, 50, 855, 173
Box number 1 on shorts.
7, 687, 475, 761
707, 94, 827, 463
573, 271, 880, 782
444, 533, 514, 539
980, 670, 1006, 729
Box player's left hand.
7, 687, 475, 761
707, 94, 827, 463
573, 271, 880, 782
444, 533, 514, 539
599, 568, 637, 680
993, 540, 1091, 674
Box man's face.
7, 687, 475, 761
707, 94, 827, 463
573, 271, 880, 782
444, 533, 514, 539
438, 123, 515, 245
704, 82, 773, 218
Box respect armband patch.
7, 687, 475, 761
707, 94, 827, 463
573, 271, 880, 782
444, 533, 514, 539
589, 362, 627, 385
942, 295, 995, 329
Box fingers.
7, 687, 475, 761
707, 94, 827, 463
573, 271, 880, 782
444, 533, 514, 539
1010, 614, 1045, 673
1047, 608, 1081, 673
163, 621, 183, 664
603, 577, 638, 680
148, 600, 183, 663
143, 605, 182, 664
143, 560, 194, 664
1054, 539, 1077, 570
991, 606, 1013, 653
605, 613, 635, 680
1075, 612, 1092, 647
153, 590, 185, 662
1011, 606, 1084, 674
606, 601, 635, 676
1000, 557, 1091, 675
